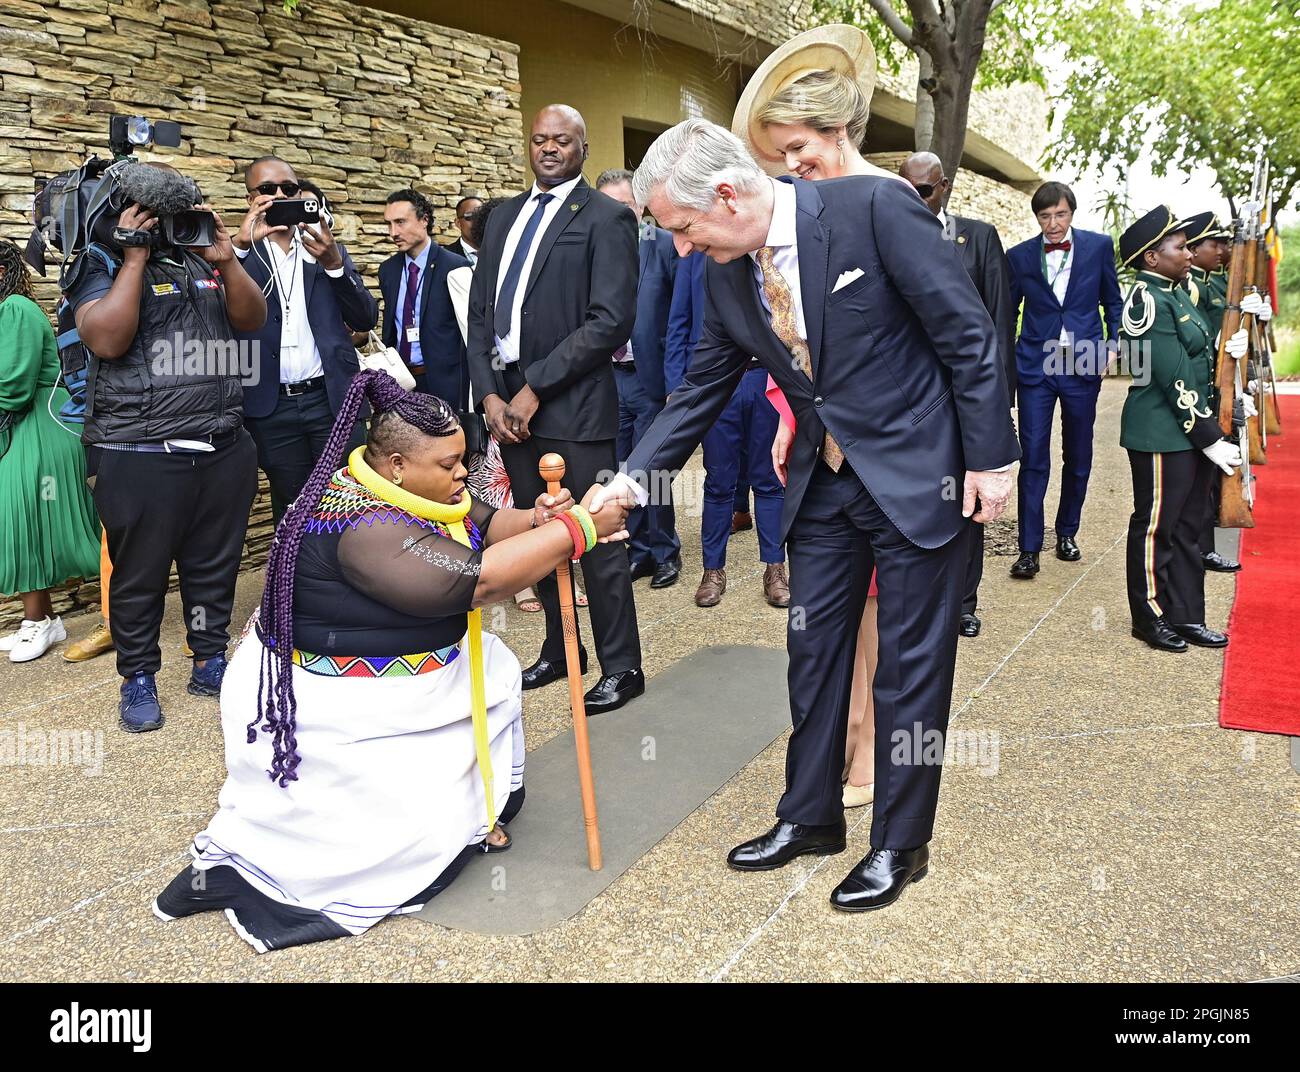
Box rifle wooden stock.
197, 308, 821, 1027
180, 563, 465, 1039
1215, 228, 1255, 529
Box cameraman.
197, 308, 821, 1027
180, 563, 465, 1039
71, 166, 266, 734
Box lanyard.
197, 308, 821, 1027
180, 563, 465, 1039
1040, 241, 1071, 290
270, 237, 298, 317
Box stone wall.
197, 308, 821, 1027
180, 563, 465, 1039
0, 0, 523, 630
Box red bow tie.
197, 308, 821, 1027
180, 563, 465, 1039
1045, 240, 1071, 253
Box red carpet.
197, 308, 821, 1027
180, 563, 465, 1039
1219, 394, 1300, 735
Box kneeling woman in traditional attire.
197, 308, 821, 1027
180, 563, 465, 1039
154, 370, 627, 952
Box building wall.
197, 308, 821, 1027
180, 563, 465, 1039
372, 0, 746, 226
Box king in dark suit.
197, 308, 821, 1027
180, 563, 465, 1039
1006, 181, 1123, 579
598, 119, 1019, 911
468, 105, 645, 714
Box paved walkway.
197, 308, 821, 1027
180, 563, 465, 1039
2, 379, 1297, 981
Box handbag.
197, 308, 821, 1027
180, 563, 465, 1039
459, 408, 488, 458
356, 329, 416, 392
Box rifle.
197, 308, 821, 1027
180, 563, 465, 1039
1242, 165, 1267, 466
1214, 153, 1260, 528
1256, 174, 1283, 436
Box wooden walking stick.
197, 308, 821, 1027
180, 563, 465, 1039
539, 452, 603, 871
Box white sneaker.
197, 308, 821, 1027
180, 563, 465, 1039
8, 617, 67, 663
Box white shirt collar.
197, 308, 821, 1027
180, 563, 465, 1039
936, 207, 947, 228
529, 173, 582, 205
749, 177, 796, 262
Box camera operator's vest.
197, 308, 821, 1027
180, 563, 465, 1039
81, 247, 245, 446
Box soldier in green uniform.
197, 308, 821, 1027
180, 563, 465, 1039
1118, 207, 1246, 653
1181, 212, 1242, 572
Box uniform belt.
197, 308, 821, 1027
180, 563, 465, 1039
280, 375, 325, 397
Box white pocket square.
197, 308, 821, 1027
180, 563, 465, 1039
832, 268, 865, 293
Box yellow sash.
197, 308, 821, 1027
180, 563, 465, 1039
347, 446, 496, 832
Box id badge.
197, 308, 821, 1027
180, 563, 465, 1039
406, 324, 420, 344
281, 323, 300, 352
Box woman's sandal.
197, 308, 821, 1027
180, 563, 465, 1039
514, 590, 542, 613
575, 586, 588, 608
483, 824, 512, 853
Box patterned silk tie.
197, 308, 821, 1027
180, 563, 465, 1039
755, 246, 844, 472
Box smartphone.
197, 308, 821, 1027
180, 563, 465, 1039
264, 197, 320, 229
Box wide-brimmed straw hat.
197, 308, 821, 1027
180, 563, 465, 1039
731, 24, 878, 178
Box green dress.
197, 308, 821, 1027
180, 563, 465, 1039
0, 294, 100, 595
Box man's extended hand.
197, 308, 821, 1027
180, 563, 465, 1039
963, 468, 1013, 523
505, 383, 540, 441
588, 472, 643, 514
234, 193, 289, 251
197, 204, 237, 267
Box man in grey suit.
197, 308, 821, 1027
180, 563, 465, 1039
595, 119, 1018, 912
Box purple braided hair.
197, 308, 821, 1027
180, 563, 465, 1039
250, 369, 460, 786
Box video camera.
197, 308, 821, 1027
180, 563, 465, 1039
24, 115, 216, 281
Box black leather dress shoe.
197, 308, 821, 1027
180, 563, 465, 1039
1131, 617, 1187, 653
1172, 623, 1229, 647
1009, 552, 1040, 579
650, 557, 681, 589
628, 557, 657, 582
1056, 535, 1080, 561
727, 818, 846, 872
583, 667, 645, 714
830, 845, 929, 912
522, 650, 587, 690
1202, 551, 1241, 573
958, 613, 981, 638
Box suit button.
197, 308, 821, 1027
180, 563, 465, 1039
814, 396, 824, 408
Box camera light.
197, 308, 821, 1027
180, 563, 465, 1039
126, 116, 152, 146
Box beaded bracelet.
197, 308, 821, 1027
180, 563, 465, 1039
553, 511, 585, 560
568, 505, 598, 553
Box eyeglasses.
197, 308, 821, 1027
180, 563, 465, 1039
458, 211, 478, 221
252, 182, 301, 197
913, 181, 946, 199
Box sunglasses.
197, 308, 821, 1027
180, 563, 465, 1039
252, 181, 301, 197
458, 211, 478, 221
913, 182, 946, 199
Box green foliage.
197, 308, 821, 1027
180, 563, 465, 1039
1047, 0, 1300, 213
1276, 224, 1300, 323
810, 0, 1044, 88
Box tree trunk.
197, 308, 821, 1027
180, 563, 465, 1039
914, 49, 935, 152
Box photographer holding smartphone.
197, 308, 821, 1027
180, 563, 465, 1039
231, 156, 378, 525
69, 162, 266, 734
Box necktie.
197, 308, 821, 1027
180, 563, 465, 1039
1045, 240, 1071, 253
398, 260, 420, 363
494, 192, 554, 340
755, 246, 844, 472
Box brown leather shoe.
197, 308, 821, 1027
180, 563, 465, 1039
763, 562, 790, 608
695, 568, 726, 607
62, 620, 114, 662
731, 511, 753, 534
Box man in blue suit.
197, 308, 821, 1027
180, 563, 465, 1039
233, 157, 378, 524
596, 169, 683, 588
597, 119, 1019, 910
1006, 181, 1123, 578
379, 188, 471, 408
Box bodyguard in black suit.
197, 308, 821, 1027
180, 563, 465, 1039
900, 152, 1016, 638
468, 104, 644, 714
232, 157, 377, 523
380, 189, 471, 409
443, 195, 483, 266
600, 120, 1018, 910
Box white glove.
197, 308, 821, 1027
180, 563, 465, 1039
1259, 297, 1273, 322
1202, 439, 1243, 475
1240, 292, 1265, 318
1242, 394, 1258, 419
1248, 379, 1259, 393
1225, 328, 1249, 359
